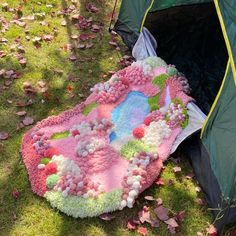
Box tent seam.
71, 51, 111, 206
214, 0, 236, 85
140, 0, 155, 32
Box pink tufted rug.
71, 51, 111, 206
21, 56, 193, 218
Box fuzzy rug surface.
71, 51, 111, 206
21, 56, 193, 218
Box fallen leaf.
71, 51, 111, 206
155, 178, 165, 186
12, 188, 20, 199
167, 225, 176, 235
186, 172, 195, 179
16, 110, 27, 116
69, 55, 77, 61
99, 213, 115, 221
144, 196, 155, 201
207, 224, 217, 236
176, 210, 185, 222
86, 43, 94, 49
43, 34, 54, 42
137, 227, 148, 236
154, 205, 169, 221
156, 198, 163, 206
138, 206, 150, 224
0, 132, 9, 140
109, 41, 118, 47
19, 58, 27, 65
195, 186, 201, 192
196, 198, 207, 206
22, 116, 34, 126
148, 217, 160, 228
127, 220, 137, 230
0, 50, 6, 58
79, 33, 90, 41
91, 24, 100, 33
164, 218, 179, 228
86, 3, 99, 13
173, 166, 181, 173
197, 232, 204, 236
61, 20, 66, 26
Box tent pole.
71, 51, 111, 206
109, 0, 118, 32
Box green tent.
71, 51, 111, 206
114, 0, 236, 231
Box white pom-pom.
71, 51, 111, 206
37, 164, 45, 170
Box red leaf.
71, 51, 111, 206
79, 33, 90, 41
127, 220, 137, 230
138, 206, 150, 224
207, 224, 217, 236
154, 205, 169, 221
12, 188, 20, 199
22, 116, 34, 126
86, 3, 99, 13
137, 227, 148, 236
176, 210, 185, 222
155, 178, 165, 186
0, 132, 9, 140
99, 213, 115, 221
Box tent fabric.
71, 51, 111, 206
202, 61, 236, 201
183, 132, 236, 231
132, 27, 157, 60
150, 0, 211, 11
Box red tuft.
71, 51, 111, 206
45, 163, 57, 175
72, 130, 80, 136
44, 147, 59, 157
144, 116, 152, 126
120, 77, 129, 86
133, 127, 145, 139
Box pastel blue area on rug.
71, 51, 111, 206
109, 91, 150, 142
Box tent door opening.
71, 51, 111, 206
144, 2, 228, 114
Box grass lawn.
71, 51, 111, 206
0, 0, 230, 235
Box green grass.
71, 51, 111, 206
0, 0, 225, 235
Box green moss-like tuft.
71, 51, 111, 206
50, 131, 69, 140
40, 157, 51, 165
152, 74, 169, 89
148, 94, 160, 111
82, 102, 98, 116
167, 67, 178, 76
44, 189, 122, 218
120, 140, 154, 160
46, 174, 59, 189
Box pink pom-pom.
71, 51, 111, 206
133, 127, 145, 139
44, 147, 59, 157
